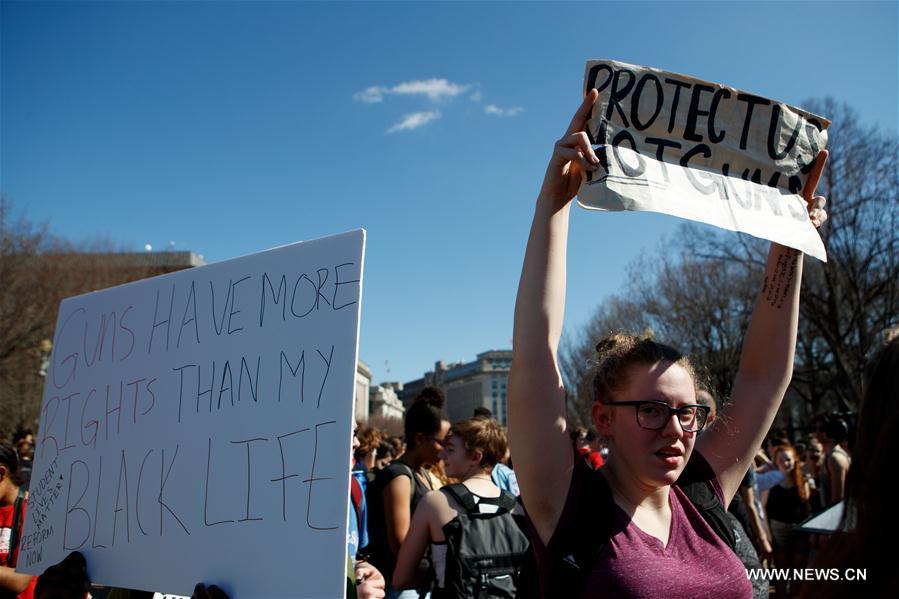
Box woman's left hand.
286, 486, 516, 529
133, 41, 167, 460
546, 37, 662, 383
805, 150, 829, 229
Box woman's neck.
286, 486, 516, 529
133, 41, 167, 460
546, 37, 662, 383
604, 459, 670, 512
399, 450, 426, 470
0, 482, 20, 506
463, 467, 492, 482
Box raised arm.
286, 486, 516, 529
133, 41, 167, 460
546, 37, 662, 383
699, 151, 829, 503
508, 90, 600, 545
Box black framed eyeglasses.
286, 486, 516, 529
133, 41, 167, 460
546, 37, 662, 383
605, 400, 710, 433
427, 436, 446, 448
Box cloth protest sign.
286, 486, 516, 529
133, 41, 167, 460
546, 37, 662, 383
18, 230, 365, 599
578, 59, 829, 261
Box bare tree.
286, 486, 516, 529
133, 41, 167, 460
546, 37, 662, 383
560, 247, 757, 425
0, 199, 183, 438
793, 99, 899, 413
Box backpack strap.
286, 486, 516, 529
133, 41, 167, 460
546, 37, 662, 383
494, 490, 519, 513
675, 452, 736, 550
676, 477, 736, 550
442, 483, 479, 514
443, 484, 520, 515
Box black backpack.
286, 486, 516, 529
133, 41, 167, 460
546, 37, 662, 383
438, 483, 531, 599
544, 457, 737, 599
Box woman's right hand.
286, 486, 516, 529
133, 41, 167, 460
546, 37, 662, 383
539, 88, 601, 204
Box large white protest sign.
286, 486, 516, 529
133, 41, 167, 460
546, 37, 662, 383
19, 230, 365, 599
578, 59, 830, 261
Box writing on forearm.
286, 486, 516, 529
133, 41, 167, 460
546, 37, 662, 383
761, 248, 799, 309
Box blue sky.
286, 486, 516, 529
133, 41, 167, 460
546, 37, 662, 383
3, 1, 897, 385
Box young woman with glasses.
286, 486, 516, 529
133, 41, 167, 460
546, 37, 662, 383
509, 89, 828, 598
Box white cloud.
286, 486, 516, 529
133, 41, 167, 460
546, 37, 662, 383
386, 110, 441, 133
354, 78, 469, 103
354, 86, 388, 104
469, 90, 483, 102
484, 104, 524, 117
392, 78, 468, 101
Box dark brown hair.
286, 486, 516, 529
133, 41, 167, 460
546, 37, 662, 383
0, 441, 25, 488
405, 386, 447, 447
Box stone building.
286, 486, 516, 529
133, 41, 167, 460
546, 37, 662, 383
402, 350, 512, 425
370, 382, 405, 420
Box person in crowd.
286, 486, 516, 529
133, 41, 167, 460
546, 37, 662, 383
365, 387, 450, 598
375, 439, 398, 471
814, 413, 851, 506
581, 430, 604, 470
763, 443, 811, 596
570, 427, 603, 470
491, 446, 519, 497
392, 418, 528, 597
695, 389, 719, 428
763, 433, 790, 461
356, 426, 385, 474
568, 427, 589, 451
739, 466, 773, 559
748, 446, 783, 558
509, 88, 828, 597
803, 438, 825, 512
422, 463, 449, 489
802, 334, 899, 598
472, 407, 493, 420
1, 441, 36, 599
349, 421, 388, 599
10, 432, 33, 492
389, 437, 406, 461
350, 421, 371, 561
470, 408, 520, 496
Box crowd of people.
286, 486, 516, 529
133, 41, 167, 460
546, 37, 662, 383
1, 90, 895, 598
0, 373, 886, 599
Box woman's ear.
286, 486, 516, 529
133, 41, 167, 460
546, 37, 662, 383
468, 448, 484, 467
592, 402, 614, 437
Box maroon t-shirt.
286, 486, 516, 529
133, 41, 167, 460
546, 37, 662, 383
527, 451, 752, 599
